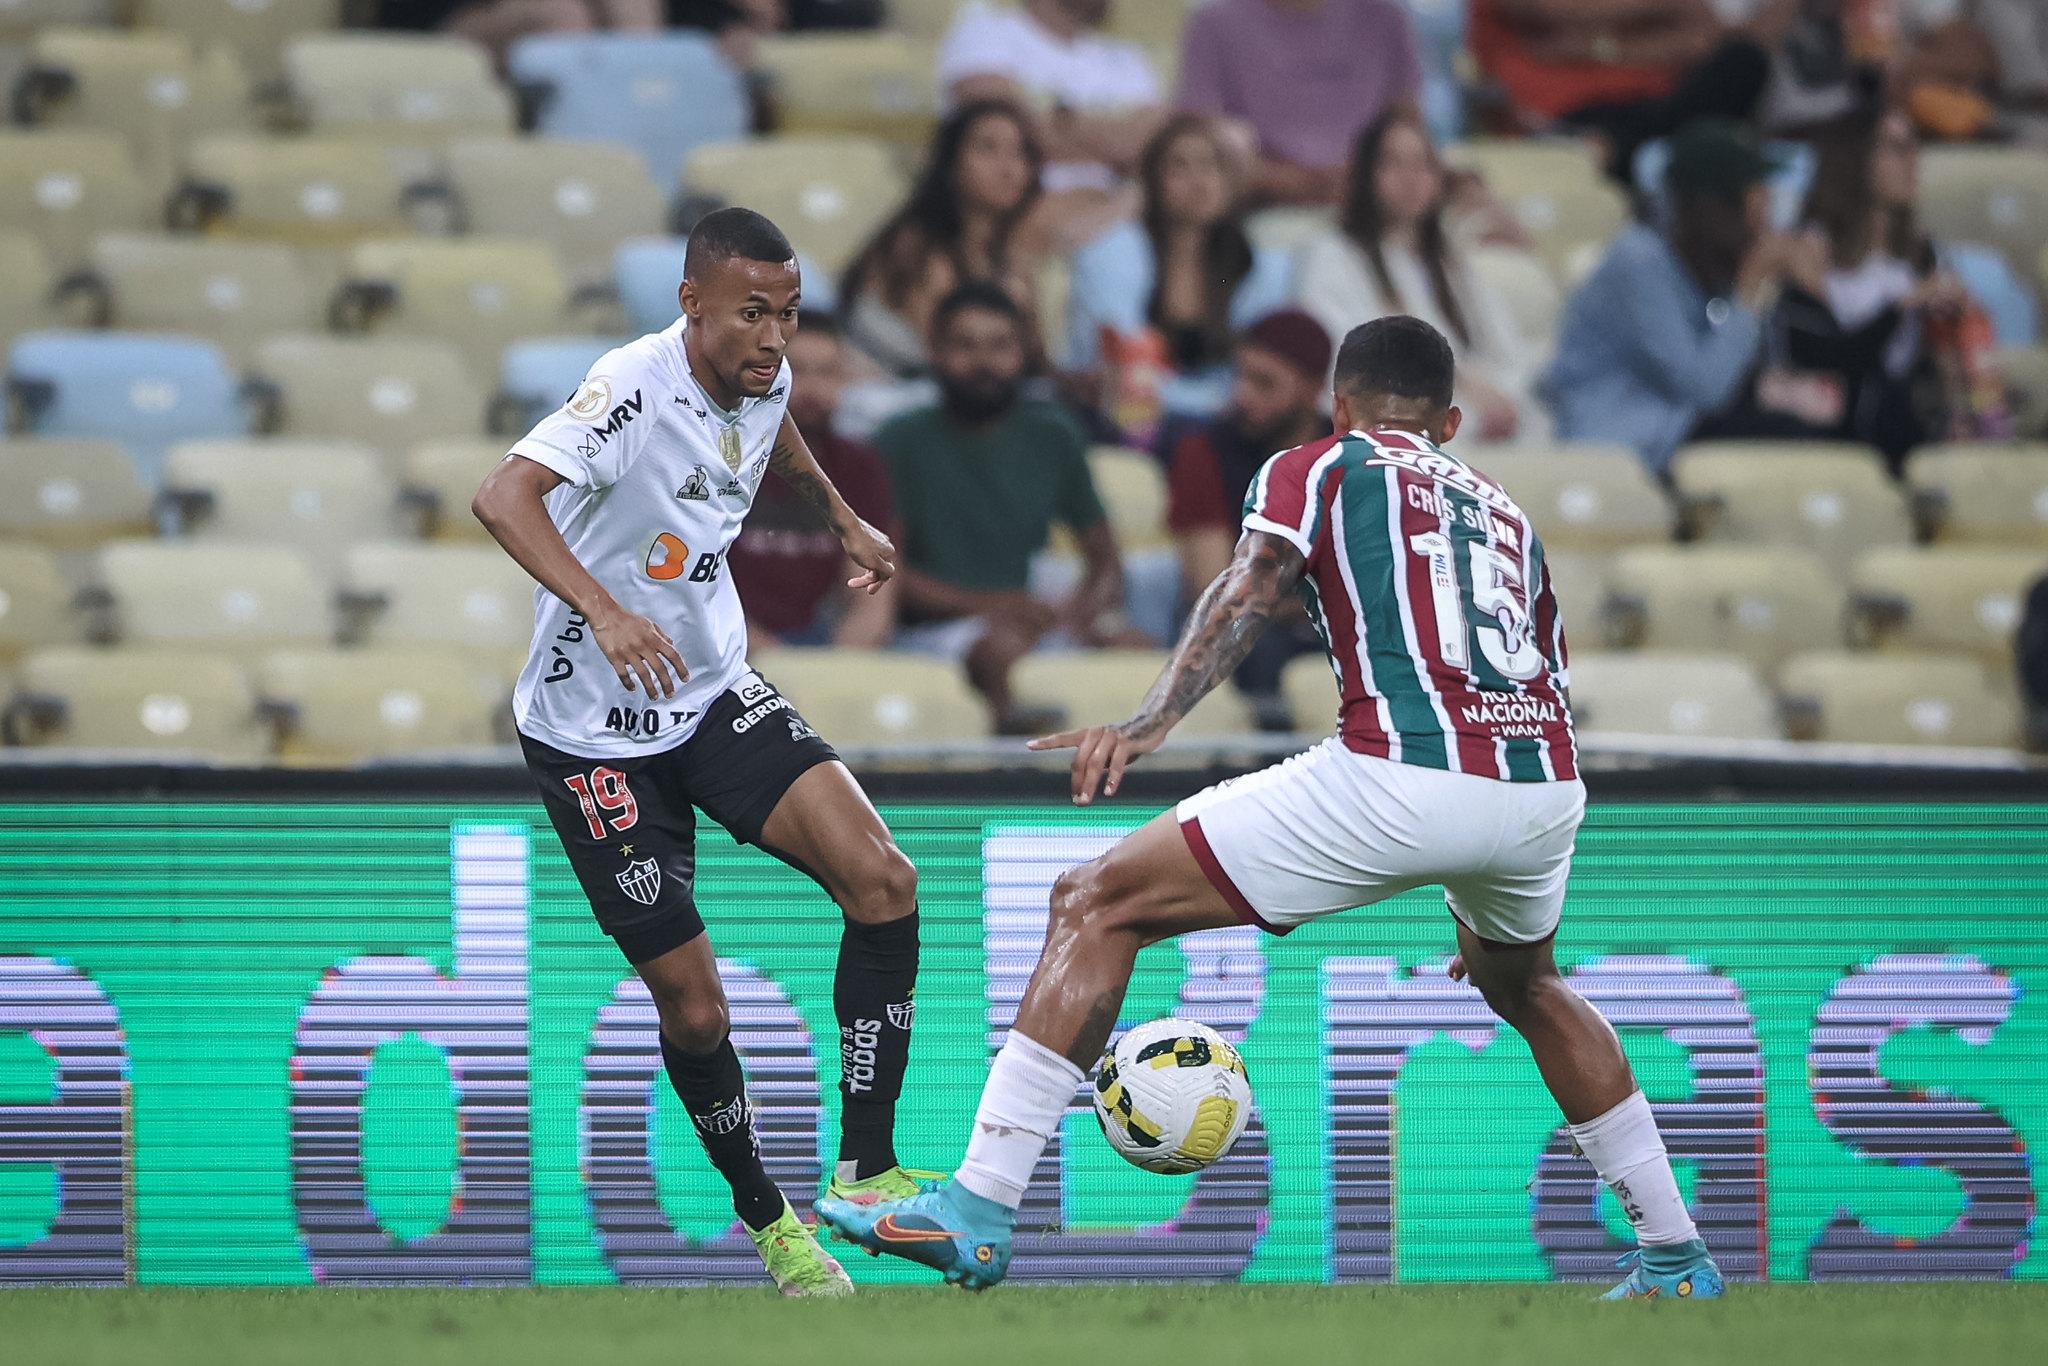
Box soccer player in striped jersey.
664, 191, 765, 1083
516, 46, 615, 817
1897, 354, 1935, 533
818, 316, 1724, 1300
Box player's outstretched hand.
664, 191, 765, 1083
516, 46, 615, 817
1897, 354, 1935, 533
1446, 954, 1468, 982
1027, 722, 1165, 805
840, 515, 897, 595
591, 607, 688, 699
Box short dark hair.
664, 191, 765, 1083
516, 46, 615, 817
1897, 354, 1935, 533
684, 206, 795, 279
1333, 315, 1455, 409
931, 280, 1025, 341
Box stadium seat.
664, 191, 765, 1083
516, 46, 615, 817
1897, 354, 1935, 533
160, 439, 400, 566
0, 438, 150, 549
1469, 247, 1561, 363
888, 0, 962, 38
342, 542, 535, 653
134, 0, 344, 85
0, 130, 146, 270
1567, 651, 1782, 740
1905, 442, 2048, 546
1670, 441, 1910, 567
445, 137, 665, 289
1278, 653, 1338, 735
1918, 147, 2048, 297
499, 336, 623, 433
1608, 545, 1845, 671
94, 539, 329, 653
1442, 140, 1628, 278
757, 33, 938, 146
251, 334, 488, 454
753, 648, 987, 744
401, 437, 503, 542
0, 1, 118, 41
509, 31, 749, 184
0, 539, 82, 658
18, 29, 252, 186
6, 645, 266, 758
613, 235, 839, 337
7, 331, 249, 485
0, 233, 58, 348
284, 32, 513, 136
336, 238, 572, 376
179, 134, 415, 245
1088, 446, 1170, 551
1245, 206, 1336, 257
1850, 546, 2048, 662
83, 233, 321, 364
1013, 650, 1257, 738
258, 647, 505, 763
1479, 443, 1672, 551
684, 137, 906, 277
1778, 650, 2021, 749
1538, 550, 1610, 637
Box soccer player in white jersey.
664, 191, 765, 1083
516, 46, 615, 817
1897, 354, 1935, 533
818, 317, 1726, 1300
473, 209, 929, 1297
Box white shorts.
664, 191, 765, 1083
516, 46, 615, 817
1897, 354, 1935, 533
1175, 738, 1587, 946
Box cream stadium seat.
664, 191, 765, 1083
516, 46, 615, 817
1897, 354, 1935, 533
1443, 140, 1629, 278
758, 33, 938, 146
135, 0, 345, 86
0, 2, 119, 40
338, 238, 572, 376
1469, 247, 1562, 362
1850, 546, 2048, 663
1779, 650, 2021, 749
0, 233, 58, 348
402, 437, 504, 541
1013, 650, 1257, 738
251, 334, 488, 454
2004, 338, 2048, 439
95, 539, 329, 653
445, 138, 665, 289
1244, 205, 1336, 257
888, 0, 962, 37
161, 439, 400, 565
1671, 441, 1910, 567
1918, 147, 2048, 297
0, 438, 150, 549
753, 648, 986, 744
1104, 0, 1204, 45
180, 134, 414, 245
7, 646, 267, 758
284, 32, 514, 137
1538, 550, 1610, 639
1905, 442, 2048, 546
684, 137, 906, 277
343, 542, 536, 653
1089, 446, 1169, 551
0, 130, 146, 270
0, 540, 82, 659
1481, 443, 1673, 551
1609, 545, 1845, 670
19, 29, 252, 186
258, 647, 506, 763
1279, 653, 1339, 735
85, 233, 322, 364
1567, 650, 1782, 741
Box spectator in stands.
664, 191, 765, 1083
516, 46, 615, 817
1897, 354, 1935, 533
1064, 115, 1296, 440
730, 315, 898, 648
1177, 0, 1425, 206
876, 283, 1138, 733
843, 101, 1046, 378
1541, 119, 1825, 472
1294, 110, 1548, 443
938, 1, 1167, 206
383, 0, 660, 69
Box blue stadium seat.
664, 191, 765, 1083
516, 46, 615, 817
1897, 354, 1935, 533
499, 335, 629, 432
614, 235, 840, 337
1634, 137, 1816, 231
1404, 0, 1468, 143
507, 32, 749, 185
6, 331, 248, 485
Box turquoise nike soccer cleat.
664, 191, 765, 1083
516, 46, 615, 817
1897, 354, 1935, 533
1602, 1239, 1726, 1301
813, 1176, 1014, 1290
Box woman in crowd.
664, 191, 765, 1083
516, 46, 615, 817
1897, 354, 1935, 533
1293, 111, 1547, 443
842, 100, 1046, 376
1063, 114, 1295, 438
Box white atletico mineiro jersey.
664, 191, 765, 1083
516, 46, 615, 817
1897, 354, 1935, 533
507, 318, 792, 758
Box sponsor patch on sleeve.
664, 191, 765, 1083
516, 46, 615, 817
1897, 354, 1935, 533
566, 376, 613, 422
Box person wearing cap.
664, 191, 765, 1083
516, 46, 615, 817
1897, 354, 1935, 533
1541, 118, 1826, 472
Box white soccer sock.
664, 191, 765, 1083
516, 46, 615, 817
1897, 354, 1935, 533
956, 1031, 1085, 1209
1567, 1091, 1699, 1246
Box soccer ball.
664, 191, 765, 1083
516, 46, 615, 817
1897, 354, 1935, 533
1091, 1017, 1253, 1174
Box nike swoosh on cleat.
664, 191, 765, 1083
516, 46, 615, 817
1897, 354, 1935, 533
872, 1214, 967, 1243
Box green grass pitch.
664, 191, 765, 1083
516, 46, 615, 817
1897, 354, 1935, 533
4, 1284, 2044, 1366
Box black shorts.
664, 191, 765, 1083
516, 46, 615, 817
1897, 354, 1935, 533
520, 671, 838, 964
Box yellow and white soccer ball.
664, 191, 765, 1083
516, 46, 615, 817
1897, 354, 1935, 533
1092, 1018, 1252, 1174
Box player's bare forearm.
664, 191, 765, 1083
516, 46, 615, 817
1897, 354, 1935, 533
1126, 531, 1303, 742
768, 413, 854, 530
473, 455, 622, 625
1062, 521, 1128, 637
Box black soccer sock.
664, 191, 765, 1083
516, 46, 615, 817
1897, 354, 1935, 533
659, 1030, 785, 1231
834, 910, 919, 1179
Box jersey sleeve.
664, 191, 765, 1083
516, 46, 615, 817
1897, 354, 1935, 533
508, 345, 661, 492
1241, 436, 1342, 558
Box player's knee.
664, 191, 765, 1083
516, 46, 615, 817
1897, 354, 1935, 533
1049, 859, 1143, 940
657, 993, 730, 1054
1047, 864, 1096, 936
1473, 964, 1558, 1030
844, 845, 917, 924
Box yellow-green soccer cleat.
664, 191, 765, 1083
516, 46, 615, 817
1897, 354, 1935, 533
825, 1166, 947, 1206
748, 1198, 854, 1297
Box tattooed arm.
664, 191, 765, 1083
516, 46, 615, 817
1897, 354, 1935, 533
770, 412, 897, 594
1027, 529, 1306, 804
